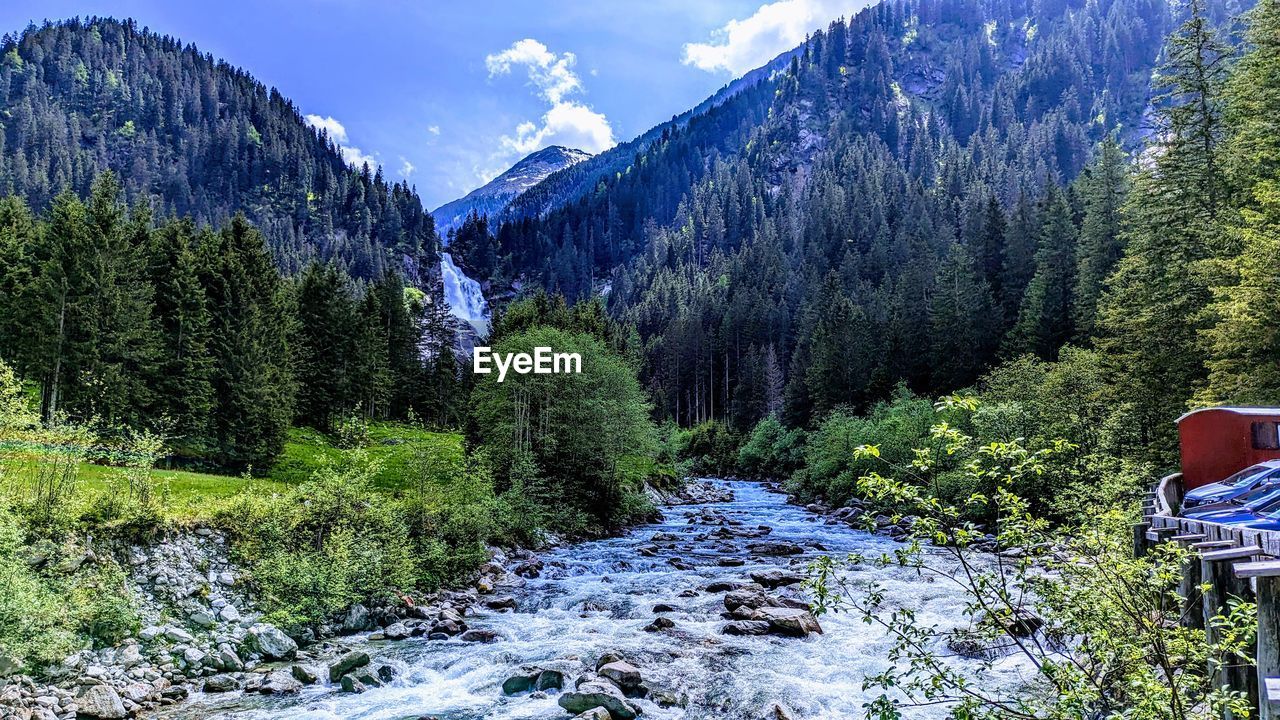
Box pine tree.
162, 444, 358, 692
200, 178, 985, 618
1008, 188, 1078, 358
201, 215, 295, 468
930, 243, 998, 391
1072, 138, 1129, 339
145, 218, 215, 452
1198, 0, 1280, 405
1097, 0, 1229, 460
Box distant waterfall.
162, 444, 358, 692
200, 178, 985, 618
440, 252, 490, 337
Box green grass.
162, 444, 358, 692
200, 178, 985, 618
271, 423, 465, 491
65, 422, 464, 519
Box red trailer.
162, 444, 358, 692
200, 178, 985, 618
1177, 407, 1280, 490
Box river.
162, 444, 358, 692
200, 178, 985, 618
166, 480, 1030, 719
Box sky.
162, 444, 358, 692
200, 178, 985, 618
0, 0, 870, 210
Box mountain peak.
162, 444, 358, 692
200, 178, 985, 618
432, 146, 592, 234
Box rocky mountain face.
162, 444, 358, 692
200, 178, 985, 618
432, 146, 592, 235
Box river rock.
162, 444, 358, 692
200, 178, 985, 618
723, 588, 775, 612
340, 675, 367, 693
573, 709, 612, 720
340, 604, 371, 633
981, 608, 1044, 637
291, 664, 319, 684
76, 685, 126, 719
383, 622, 411, 640
461, 629, 500, 643
746, 541, 803, 556
642, 617, 674, 632
754, 607, 823, 637
558, 680, 639, 720
260, 669, 303, 694
721, 620, 771, 636
203, 675, 238, 693
750, 568, 803, 588
705, 580, 747, 593
245, 623, 298, 660
597, 660, 642, 690
717, 558, 745, 567
485, 596, 517, 610
503, 667, 564, 694
328, 650, 370, 682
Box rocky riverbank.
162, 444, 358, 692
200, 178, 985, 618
0, 480, 740, 720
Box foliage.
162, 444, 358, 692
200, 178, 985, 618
736, 416, 807, 479
787, 389, 939, 507
808, 403, 1255, 720
471, 320, 657, 532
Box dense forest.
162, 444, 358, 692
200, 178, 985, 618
0, 18, 436, 278
439, 0, 1267, 472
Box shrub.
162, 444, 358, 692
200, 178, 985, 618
736, 416, 806, 478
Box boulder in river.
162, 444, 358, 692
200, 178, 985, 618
290, 664, 319, 684
77, 685, 127, 719
723, 588, 775, 613
746, 541, 804, 556
751, 568, 804, 589
203, 674, 239, 693
642, 617, 674, 632
245, 623, 298, 660
340, 675, 367, 694
259, 669, 303, 694
558, 680, 639, 720
721, 620, 771, 636
753, 606, 823, 637
461, 629, 501, 643
328, 650, 370, 682
573, 709, 612, 720
485, 596, 517, 610
503, 666, 565, 694
597, 660, 642, 690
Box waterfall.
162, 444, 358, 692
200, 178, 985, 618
440, 252, 490, 337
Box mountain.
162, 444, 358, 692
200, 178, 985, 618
432, 145, 591, 235
463, 0, 1194, 429
0, 17, 436, 279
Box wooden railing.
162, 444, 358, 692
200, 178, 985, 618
1138, 472, 1280, 719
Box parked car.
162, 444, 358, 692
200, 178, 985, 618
1184, 483, 1280, 519
1183, 491, 1280, 530
1180, 459, 1280, 512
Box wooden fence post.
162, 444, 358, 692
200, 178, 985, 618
1175, 533, 1207, 630
1235, 561, 1280, 720
1203, 546, 1263, 719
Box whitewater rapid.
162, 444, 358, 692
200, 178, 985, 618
166, 480, 1032, 719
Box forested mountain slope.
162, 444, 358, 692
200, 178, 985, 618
0, 18, 435, 278
467, 0, 1235, 432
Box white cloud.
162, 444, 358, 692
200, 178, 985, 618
486, 38, 582, 104
304, 114, 348, 143
499, 101, 614, 156
484, 38, 615, 169
400, 157, 416, 177
427, 125, 441, 136
683, 0, 866, 76
306, 113, 379, 170
340, 145, 378, 170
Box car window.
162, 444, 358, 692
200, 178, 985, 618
1244, 489, 1280, 511
1221, 464, 1274, 487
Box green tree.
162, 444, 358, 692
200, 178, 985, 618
471, 325, 655, 530
1007, 188, 1077, 358
1072, 138, 1128, 339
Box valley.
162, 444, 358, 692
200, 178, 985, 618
1, 0, 1279, 718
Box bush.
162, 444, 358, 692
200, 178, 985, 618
788, 389, 938, 506
213, 457, 419, 629
736, 416, 806, 479
677, 422, 740, 476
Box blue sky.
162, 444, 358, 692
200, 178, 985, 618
0, 0, 867, 209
